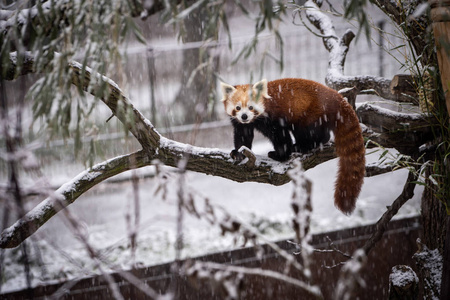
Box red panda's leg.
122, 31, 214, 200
292, 123, 331, 153
231, 119, 254, 161
255, 118, 293, 161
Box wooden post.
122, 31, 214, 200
429, 4, 450, 300
388, 265, 419, 300
430, 0, 450, 117
389, 74, 418, 97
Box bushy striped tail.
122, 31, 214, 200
334, 100, 365, 215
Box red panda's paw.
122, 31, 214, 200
268, 151, 289, 162
230, 149, 246, 162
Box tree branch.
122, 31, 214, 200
303, 0, 413, 103
357, 103, 435, 154
365, 163, 397, 177
362, 170, 418, 255
0, 150, 149, 249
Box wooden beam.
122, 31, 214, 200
390, 74, 418, 97
430, 0, 450, 117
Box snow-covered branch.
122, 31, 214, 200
303, 0, 410, 103
357, 103, 435, 154
302, 1, 436, 157
5, 52, 293, 184
3, 47, 429, 248
0, 150, 149, 249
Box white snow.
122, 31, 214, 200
413, 244, 443, 299
389, 265, 419, 288
357, 102, 425, 120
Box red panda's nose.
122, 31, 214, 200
241, 113, 248, 121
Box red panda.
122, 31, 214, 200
220, 78, 365, 215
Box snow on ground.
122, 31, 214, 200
1, 140, 422, 293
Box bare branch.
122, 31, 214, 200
362, 170, 418, 255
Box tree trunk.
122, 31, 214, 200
441, 216, 450, 300
174, 4, 219, 125
421, 167, 447, 252
430, 0, 450, 117
429, 2, 450, 299
419, 166, 448, 300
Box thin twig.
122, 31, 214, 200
313, 236, 352, 259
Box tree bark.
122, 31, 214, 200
431, 1, 450, 117
356, 103, 436, 155
421, 166, 448, 252
441, 216, 450, 300
390, 74, 419, 98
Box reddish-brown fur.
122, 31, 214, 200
224, 78, 365, 214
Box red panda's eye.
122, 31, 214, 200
236, 106, 241, 111
249, 106, 254, 110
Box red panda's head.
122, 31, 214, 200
220, 79, 270, 124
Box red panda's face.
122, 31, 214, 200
220, 79, 270, 124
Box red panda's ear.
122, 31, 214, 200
252, 79, 271, 100
220, 82, 236, 102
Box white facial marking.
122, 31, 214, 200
234, 101, 265, 123
220, 82, 236, 102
